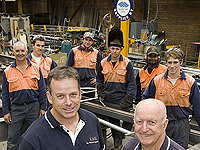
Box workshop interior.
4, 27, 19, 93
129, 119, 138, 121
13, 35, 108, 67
0, 0, 200, 149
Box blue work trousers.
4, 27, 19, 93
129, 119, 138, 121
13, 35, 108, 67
7, 102, 40, 150
166, 118, 190, 149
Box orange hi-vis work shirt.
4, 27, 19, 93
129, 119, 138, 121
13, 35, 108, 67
2, 59, 47, 115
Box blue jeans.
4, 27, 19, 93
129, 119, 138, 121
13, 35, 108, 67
166, 118, 190, 149
7, 102, 40, 150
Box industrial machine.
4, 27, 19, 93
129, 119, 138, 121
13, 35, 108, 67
0, 14, 31, 55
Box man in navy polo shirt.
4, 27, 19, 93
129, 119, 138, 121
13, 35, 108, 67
122, 99, 184, 150
19, 65, 105, 150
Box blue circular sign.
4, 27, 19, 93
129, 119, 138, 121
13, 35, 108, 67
113, 0, 134, 21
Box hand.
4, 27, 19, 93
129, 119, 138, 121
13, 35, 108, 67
97, 83, 105, 99
4, 113, 11, 124
120, 94, 133, 109
90, 78, 97, 86
40, 110, 46, 116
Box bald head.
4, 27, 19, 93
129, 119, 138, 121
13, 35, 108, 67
13, 41, 27, 51
135, 99, 167, 122
134, 99, 168, 149
12, 41, 28, 62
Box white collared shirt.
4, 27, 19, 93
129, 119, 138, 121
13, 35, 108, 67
60, 119, 85, 146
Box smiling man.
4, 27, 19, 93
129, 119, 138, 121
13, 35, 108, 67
66, 32, 102, 89
142, 47, 200, 149
2, 41, 47, 150
122, 99, 184, 150
27, 36, 57, 84
19, 65, 105, 150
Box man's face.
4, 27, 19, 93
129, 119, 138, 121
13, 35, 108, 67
32, 40, 45, 57
82, 37, 93, 48
134, 104, 166, 147
147, 53, 158, 65
47, 77, 81, 124
13, 42, 27, 61
110, 46, 122, 60
166, 57, 182, 77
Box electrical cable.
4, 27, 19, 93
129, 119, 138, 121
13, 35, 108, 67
143, 0, 151, 40
150, 0, 158, 23
146, 0, 151, 25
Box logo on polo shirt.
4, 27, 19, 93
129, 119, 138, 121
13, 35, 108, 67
86, 136, 99, 145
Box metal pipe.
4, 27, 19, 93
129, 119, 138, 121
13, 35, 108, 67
81, 90, 96, 94
98, 118, 134, 136
81, 97, 97, 102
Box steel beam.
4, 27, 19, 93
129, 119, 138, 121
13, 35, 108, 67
80, 102, 134, 123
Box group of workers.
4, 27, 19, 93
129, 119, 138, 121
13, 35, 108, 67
1, 28, 200, 150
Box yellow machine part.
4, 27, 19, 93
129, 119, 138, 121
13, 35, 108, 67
166, 45, 181, 50
67, 27, 89, 32
120, 19, 130, 58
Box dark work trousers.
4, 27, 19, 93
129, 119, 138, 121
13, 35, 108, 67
7, 101, 40, 150
166, 118, 190, 149
109, 118, 133, 144
104, 102, 133, 146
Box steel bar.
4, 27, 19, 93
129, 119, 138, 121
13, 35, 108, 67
98, 118, 134, 136
80, 102, 134, 123
80, 97, 97, 102
0, 54, 15, 63
190, 130, 200, 143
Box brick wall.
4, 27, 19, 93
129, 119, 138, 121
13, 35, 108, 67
5, 0, 200, 61
53, 0, 200, 60
148, 0, 200, 61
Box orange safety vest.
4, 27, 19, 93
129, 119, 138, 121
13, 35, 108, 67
154, 74, 194, 107
72, 46, 98, 72
139, 64, 167, 90
101, 56, 130, 83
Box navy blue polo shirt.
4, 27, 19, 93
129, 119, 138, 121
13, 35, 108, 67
122, 136, 184, 150
19, 108, 105, 150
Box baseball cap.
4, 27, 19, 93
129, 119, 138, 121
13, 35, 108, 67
83, 32, 94, 40
146, 47, 159, 56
